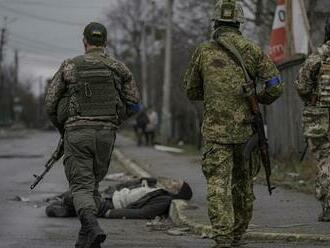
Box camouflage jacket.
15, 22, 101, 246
295, 41, 330, 103
45, 48, 140, 131
184, 27, 283, 144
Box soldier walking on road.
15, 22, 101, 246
184, 1, 283, 247
295, 19, 330, 222
45, 22, 140, 247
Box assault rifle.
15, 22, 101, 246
217, 38, 275, 195
244, 94, 276, 195
30, 138, 64, 190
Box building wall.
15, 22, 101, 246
306, 0, 330, 47
266, 55, 306, 158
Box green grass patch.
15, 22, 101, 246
258, 158, 317, 195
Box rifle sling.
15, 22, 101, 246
215, 38, 253, 85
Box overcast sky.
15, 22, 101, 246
0, 0, 114, 92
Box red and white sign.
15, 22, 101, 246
292, 0, 309, 55
269, 0, 287, 63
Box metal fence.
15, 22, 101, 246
266, 54, 306, 159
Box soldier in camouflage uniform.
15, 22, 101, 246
45, 22, 140, 248
184, 1, 283, 247
295, 20, 330, 222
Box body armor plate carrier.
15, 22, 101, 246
68, 58, 118, 119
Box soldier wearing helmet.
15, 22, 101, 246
212, 0, 245, 24
184, 0, 283, 247
45, 22, 141, 247
295, 19, 330, 222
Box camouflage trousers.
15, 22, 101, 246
308, 137, 330, 209
202, 142, 258, 244
63, 128, 116, 216
303, 106, 330, 209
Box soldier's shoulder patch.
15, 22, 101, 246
63, 59, 77, 83
63, 60, 75, 70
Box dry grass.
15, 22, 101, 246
258, 158, 317, 194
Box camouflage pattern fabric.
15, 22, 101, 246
184, 27, 282, 144
308, 136, 330, 210
303, 106, 329, 138
45, 47, 140, 131
318, 59, 330, 108
295, 41, 330, 103
184, 26, 282, 244
295, 41, 330, 210
212, 0, 245, 24
202, 143, 259, 244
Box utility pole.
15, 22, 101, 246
286, 0, 295, 57
149, 0, 157, 107
0, 17, 8, 94
0, 17, 8, 126
14, 49, 18, 89
141, 20, 148, 107
0, 18, 7, 65
12, 49, 19, 123
161, 0, 174, 144
37, 77, 44, 126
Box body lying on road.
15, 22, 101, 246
46, 177, 193, 219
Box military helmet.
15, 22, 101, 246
212, 0, 245, 24
83, 22, 107, 46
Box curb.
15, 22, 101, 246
113, 149, 151, 178
113, 148, 330, 243
170, 200, 330, 243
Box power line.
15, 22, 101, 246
9, 38, 70, 53
0, 3, 84, 26
7, 36, 76, 56
8, 39, 78, 59
9, 31, 81, 53
0, 0, 106, 9
7, 46, 64, 63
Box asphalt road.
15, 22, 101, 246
0, 131, 212, 248
0, 130, 328, 248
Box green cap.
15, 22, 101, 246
83, 22, 107, 46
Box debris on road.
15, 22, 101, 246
154, 145, 184, 154
146, 217, 172, 231
11, 196, 30, 202
104, 172, 134, 182
287, 173, 300, 179
166, 227, 191, 236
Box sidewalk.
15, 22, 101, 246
114, 134, 330, 242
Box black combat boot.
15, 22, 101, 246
75, 226, 88, 248
319, 208, 330, 222
79, 210, 106, 248
231, 235, 248, 247
211, 240, 232, 248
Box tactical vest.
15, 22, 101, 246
67, 57, 119, 120
318, 58, 330, 108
